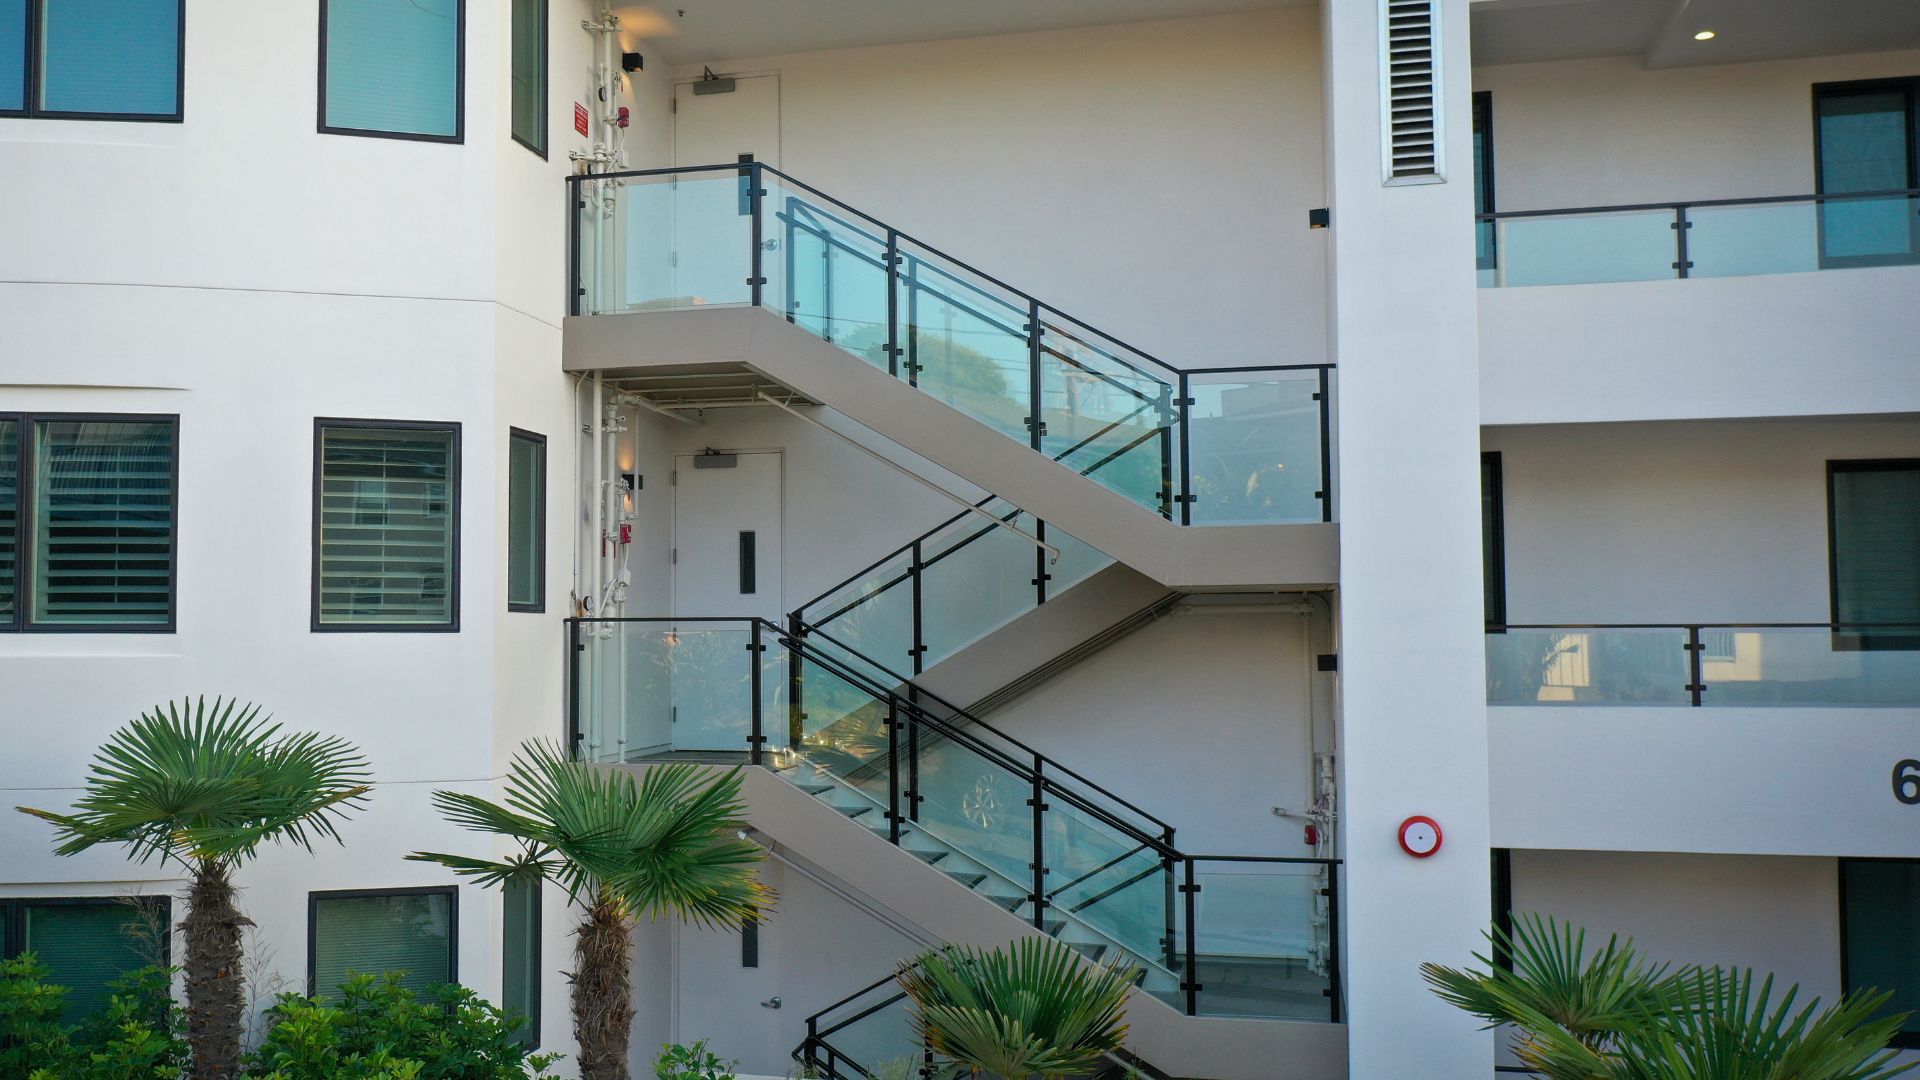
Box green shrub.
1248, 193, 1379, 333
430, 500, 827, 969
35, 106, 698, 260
248, 974, 562, 1080
654, 1039, 737, 1080
1, 956, 188, 1080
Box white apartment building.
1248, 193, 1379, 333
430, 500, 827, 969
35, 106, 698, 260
2, 1, 1917, 1077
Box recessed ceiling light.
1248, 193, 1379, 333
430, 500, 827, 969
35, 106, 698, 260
1693, 29, 1717, 40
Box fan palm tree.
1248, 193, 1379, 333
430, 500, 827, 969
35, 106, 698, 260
896, 937, 1136, 1079
1425, 915, 1914, 1080
409, 741, 771, 1080
16, 697, 372, 1080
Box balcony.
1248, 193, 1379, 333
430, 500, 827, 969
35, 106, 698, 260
1484, 623, 1920, 859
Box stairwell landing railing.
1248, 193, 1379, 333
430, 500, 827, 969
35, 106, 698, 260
567, 161, 1334, 527
566, 615, 1342, 1022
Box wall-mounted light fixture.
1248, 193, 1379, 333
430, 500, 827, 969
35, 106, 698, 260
1693, 29, 1716, 40
1308, 207, 1331, 230
622, 51, 644, 72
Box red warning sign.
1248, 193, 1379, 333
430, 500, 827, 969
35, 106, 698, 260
574, 103, 590, 137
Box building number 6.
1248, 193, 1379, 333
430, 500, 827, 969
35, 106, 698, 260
1894, 760, 1920, 805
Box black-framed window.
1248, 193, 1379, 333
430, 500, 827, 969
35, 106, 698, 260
1841, 858, 1920, 1049
318, 0, 464, 142
509, 0, 545, 156
1490, 848, 1513, 971
313, 419, 460, 632
740, 914, 759, 968
309, 887, 456, 1001
0, 413, 179, 633
507, 428, 545, 612
502, 877, 539, 1047
1827, 460, 1919, 648
1472, 90, 1496, 271
1482, 451, 1507, 628
1813, 78, 1919, 267
0, 0, 184, 121
0, 896, 170, 1019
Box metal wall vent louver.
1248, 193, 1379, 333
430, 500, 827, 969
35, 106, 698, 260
1382, 0, 1443, 184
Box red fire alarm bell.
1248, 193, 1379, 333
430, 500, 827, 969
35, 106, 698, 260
1398, 816, 1442, 858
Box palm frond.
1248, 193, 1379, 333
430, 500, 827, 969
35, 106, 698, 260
898, 938, 1135, 1079
14, 696, 371, 869
412, 741, 773, 925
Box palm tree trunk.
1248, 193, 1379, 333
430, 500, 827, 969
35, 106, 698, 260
573, 893, 635, 1080
182, 860, 251, 1080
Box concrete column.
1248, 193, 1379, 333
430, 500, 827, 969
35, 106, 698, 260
1321, 0, 1493, 1076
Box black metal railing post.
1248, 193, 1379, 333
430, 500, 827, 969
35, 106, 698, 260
1671, 205, 1693, 279
783, 192, 798, 324
787, 611, 807, 752
748, 620, 766, 765
566, 618, 584, 758
1325, 862, 1343, 1023
910, 539, 927, 676
1317, 367, 1334, 522
1157, 380, 1175, 520
1684, 625, 1705, 706
905, 692, 922, 824
1033, 518, 1050, 607
885, 228, 901, 378
567, 179, 584, 317
1026, 300, 1045, 453
749, 161, 766, 306
1160, 830, 1178, 971
1029, 757, 1049, 931
904, 255, 921, 386
886, 699, 902, 844
1176, 373, 1194, 526
1180, 858, 1200, 1016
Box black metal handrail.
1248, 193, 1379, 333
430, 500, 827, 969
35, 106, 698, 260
1475, 185, 1920, 221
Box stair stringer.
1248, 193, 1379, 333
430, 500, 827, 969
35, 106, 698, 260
562, 306, 1338, 591
647, 761, 1350, 1080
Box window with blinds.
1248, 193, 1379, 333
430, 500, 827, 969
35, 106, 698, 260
502, 877, 540, 1046
1, 897, 168, 1019
1830, 460, 1920, 648
11, 416, 177, 631
507, 429, 545, 612
320, 0, 463, 141
1842, 859, 1920, 1049
509, 0, 545, 155
2, 0, 184, 120
310, 889, 455, 1001
0, 418, 15, 624
314, 421, 460, 631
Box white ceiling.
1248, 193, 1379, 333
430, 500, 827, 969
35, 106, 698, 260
1472, 0, 1920, 69
614, 0, 1301, 66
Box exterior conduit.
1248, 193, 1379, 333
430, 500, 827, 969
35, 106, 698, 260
756, 392, 1060, 563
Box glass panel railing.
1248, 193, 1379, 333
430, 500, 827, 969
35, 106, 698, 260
1047, 801, 1174, 976
1484, 627, 1691, 705
905, 716, 1036, 891
1699, 626, 1920, 706
806, 985, 923, 1080
570, 164, 1336, 525
796, 500, 1115, 679
574, 619, 759, 763
1487, 624, 1920, 707
1180, 858, 1338, 1021
1186, 368, 1328, 524
1477, 190, 1920, 287
1484, 209, 1679, 287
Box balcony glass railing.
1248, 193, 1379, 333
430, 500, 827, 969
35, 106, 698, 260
569, 163, 1334, 525
1475, 188, 1920, 288
1486, 624, 1920, 706
569, 617, 1340, 1021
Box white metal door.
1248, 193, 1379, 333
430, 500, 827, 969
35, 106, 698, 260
669, 451, 782, 752
672, 76, 780, 306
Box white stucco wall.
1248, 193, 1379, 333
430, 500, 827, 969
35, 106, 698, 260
1487, 417, 1920, 625
667, 9, 1330, 370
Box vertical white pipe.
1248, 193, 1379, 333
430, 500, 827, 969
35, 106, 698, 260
591, 372, 605, 616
